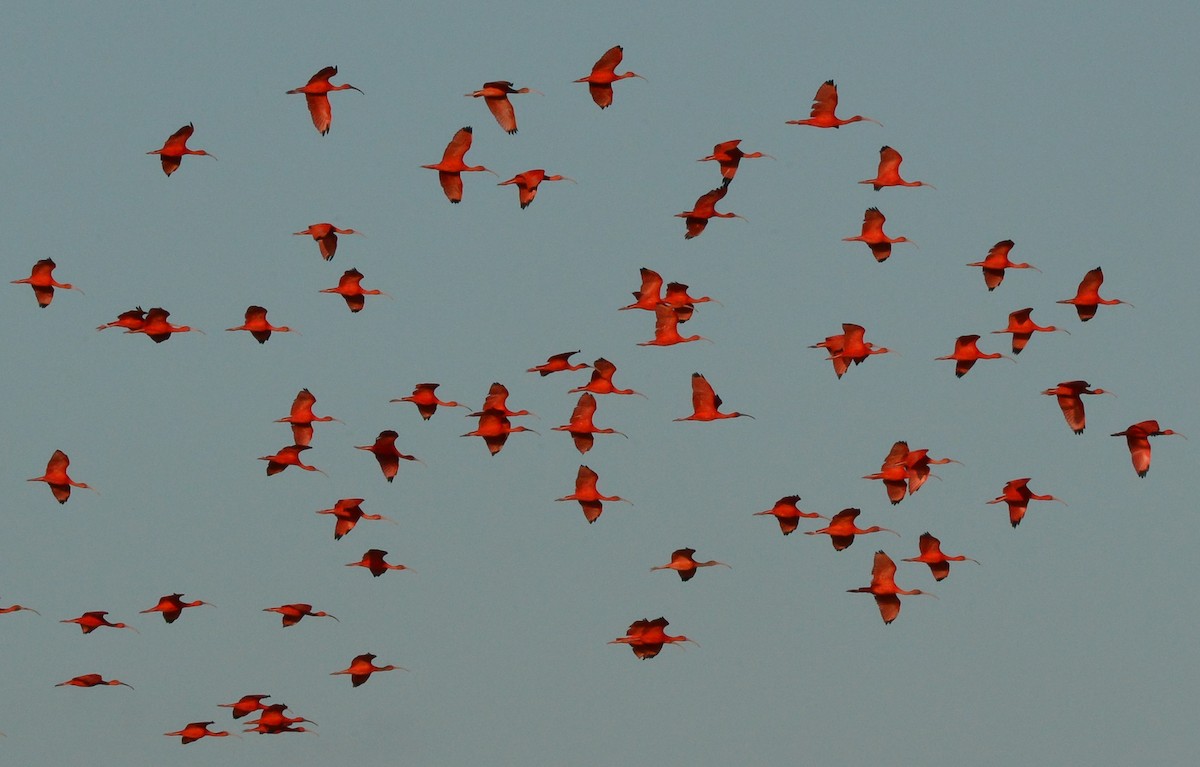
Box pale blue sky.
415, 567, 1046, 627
2, 2, 1197, 765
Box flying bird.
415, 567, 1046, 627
674, 373, 752, 422
966, 240, 1040, 290
262, 603, 338, 628
126, 307, 200, 343
218, 694, 272, 719
650, 548, 729, 581
56, 674, 133, 690
391, 383, 468, 420
498, 169, 575, 208
293, 223, 363, 261
470, 382, 536, 418
1111, 420, 1185, 477
147, 123, 215, 176
555, 464, 630, 523
697, 139, 774, 185
96, 307, 147, 332
662, 281, 720, 323
346, 549, 412, 577
553, 393, 626, 454
527, 351, 589, 377
356, 429, 422, 482
258, 444, 325, 476
275, 388, 341, 447
422, 126, 496, 203
992, 307, 1067, 354
620, 267, 664, 312
787, 80, 881, 128
805, 508, 898, 551
1057, 267, 1132, 321
139, 594, 213, 624
226, 306, 293, 344
638, 302, 711, 346
903, 533, 979, 581
987, 478, 1066, 528
569, 358, 644, 397
575, 45, 644, 108
29, 450, 95, 504
1041, 380, 1112, 434
466, 81, 542, 134
847, 550, 935, 624
316, 498, 393, 540
320, 268, 389, 312
461, 412, 537, 456
0, 601, 39, 616
677, 185, 745, 239
609, 617, 694, 659
11, 258, 82, 307
842, 208, 913, 262
935, 334, 1014, 377
164, 722, 234, 744
331, 653, 407, 687
859, 146, 933, 190
287, 66, 362, 135
60, 611, 137, 634
753, 495, 827, 536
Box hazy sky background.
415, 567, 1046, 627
2, 2, 1197, 765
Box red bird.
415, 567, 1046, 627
638, 302, 711, 346
0, 601, 39, 616
11, 258, 81, 307
1057, 267, 1132, 321
498, 169, 574, 208
164, 722, 234, 744
29, 450, 95, 504
1111, 420, 1185, 477
662, 281, 720, 323
609, 617, 694, 659
1041, 380, 1113, 435
346, 549, 412, 577
697, 139, 774, 185
966, 240, 1040, 291
677, 185, 745, 239
903, 533, 979, 581
805, 508, 898, 551
470, 382, 536, 419
391, 383, 468, 420
992, 307, 1067, 354
262, 603, 338, 628
987, 478, 1065, 528
787, 80, 881, 128
293, 223, 363, 261
847, 551, 935, 624
218, 694, 272, 719
126, 307, 200, 343
553, 393, 626, 454
226, 305, 293, 344
555, 465, 630, 523
422, 126, 496, 203
620, 267, 664, 312
356, 429, 422, 482
320, 268, 389, 312
466, 81, 541, 134
60, 611, 137, 634
243, 704, 316, 734
674, 373, 752, 422
569, 358, 644, 397
935, 334, 1014, 377
275, 388, 341, 446
859, 146, 933, 190
287, 66, 362, 135
56, 674, 133, 689
331, 653, 406, 687
575, 45, 644, 109
258, 444, 325, 476
96, 307, 147, 332
842, 208, 913, 262
139, 594, 213, 624
528, 351, 589, 377
650, 548, 729, 581
316, 498, 393, 540
147, 123, 215, 176
753, 495, 827, 536
461, 412, 537, 456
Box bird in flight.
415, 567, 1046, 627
287, 66, 362, 135
147, 123, 215, 176
11, 258, 82, 307
847, 550, 935, 624
575, 45, 644, 109
787, 80, 881, 128
422, 126, 496, 203
466, 81, 542, 134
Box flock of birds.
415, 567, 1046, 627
5, 45, 1189, 745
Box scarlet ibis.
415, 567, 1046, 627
293, 223, 362, 261
575, 45, 644, 108
847, 550, 935, 624
966, 240, 1040, 290
787, 81, 881, 128
674, 373, 752, 422
1041, 380, 1113, 434
650, 548, 729, 581
466, 81, 541, 134
421, 126, 496, 203
331, 653, 407, 687
1111, 420, 1185, 477
555, 465, 630, 523
287, 66, 362, 135
859, 146, 933, 190
11, 258, 81, 307
147, 123, 215, 176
